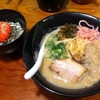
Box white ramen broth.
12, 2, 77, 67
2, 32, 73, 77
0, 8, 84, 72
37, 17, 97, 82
38, 21, 100, 89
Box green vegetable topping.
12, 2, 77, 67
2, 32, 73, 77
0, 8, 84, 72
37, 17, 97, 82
45, 40, 68, 59
56, 23, 78, 40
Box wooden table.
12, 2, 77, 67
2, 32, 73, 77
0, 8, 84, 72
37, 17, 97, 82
0, 0, 100, 100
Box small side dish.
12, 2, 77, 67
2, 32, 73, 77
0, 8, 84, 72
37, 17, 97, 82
0, 9, 26, 54
39, 20, 100, 89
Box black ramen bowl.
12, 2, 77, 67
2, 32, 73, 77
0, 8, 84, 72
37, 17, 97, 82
0, 9, 26, 54
23, 12, 100, 97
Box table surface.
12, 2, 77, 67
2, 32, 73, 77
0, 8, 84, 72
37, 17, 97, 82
0, 0, 100, 100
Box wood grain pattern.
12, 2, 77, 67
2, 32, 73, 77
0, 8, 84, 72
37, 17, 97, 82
0, 0, 100, 100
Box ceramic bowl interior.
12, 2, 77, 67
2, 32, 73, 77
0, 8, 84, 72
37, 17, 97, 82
23, 12, 100, 97
0, 9, 26, 54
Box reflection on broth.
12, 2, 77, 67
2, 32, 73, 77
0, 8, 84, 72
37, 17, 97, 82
39, 20, 100, 89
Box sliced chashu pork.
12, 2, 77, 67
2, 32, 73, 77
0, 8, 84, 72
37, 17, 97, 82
49, 59, 87, 82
